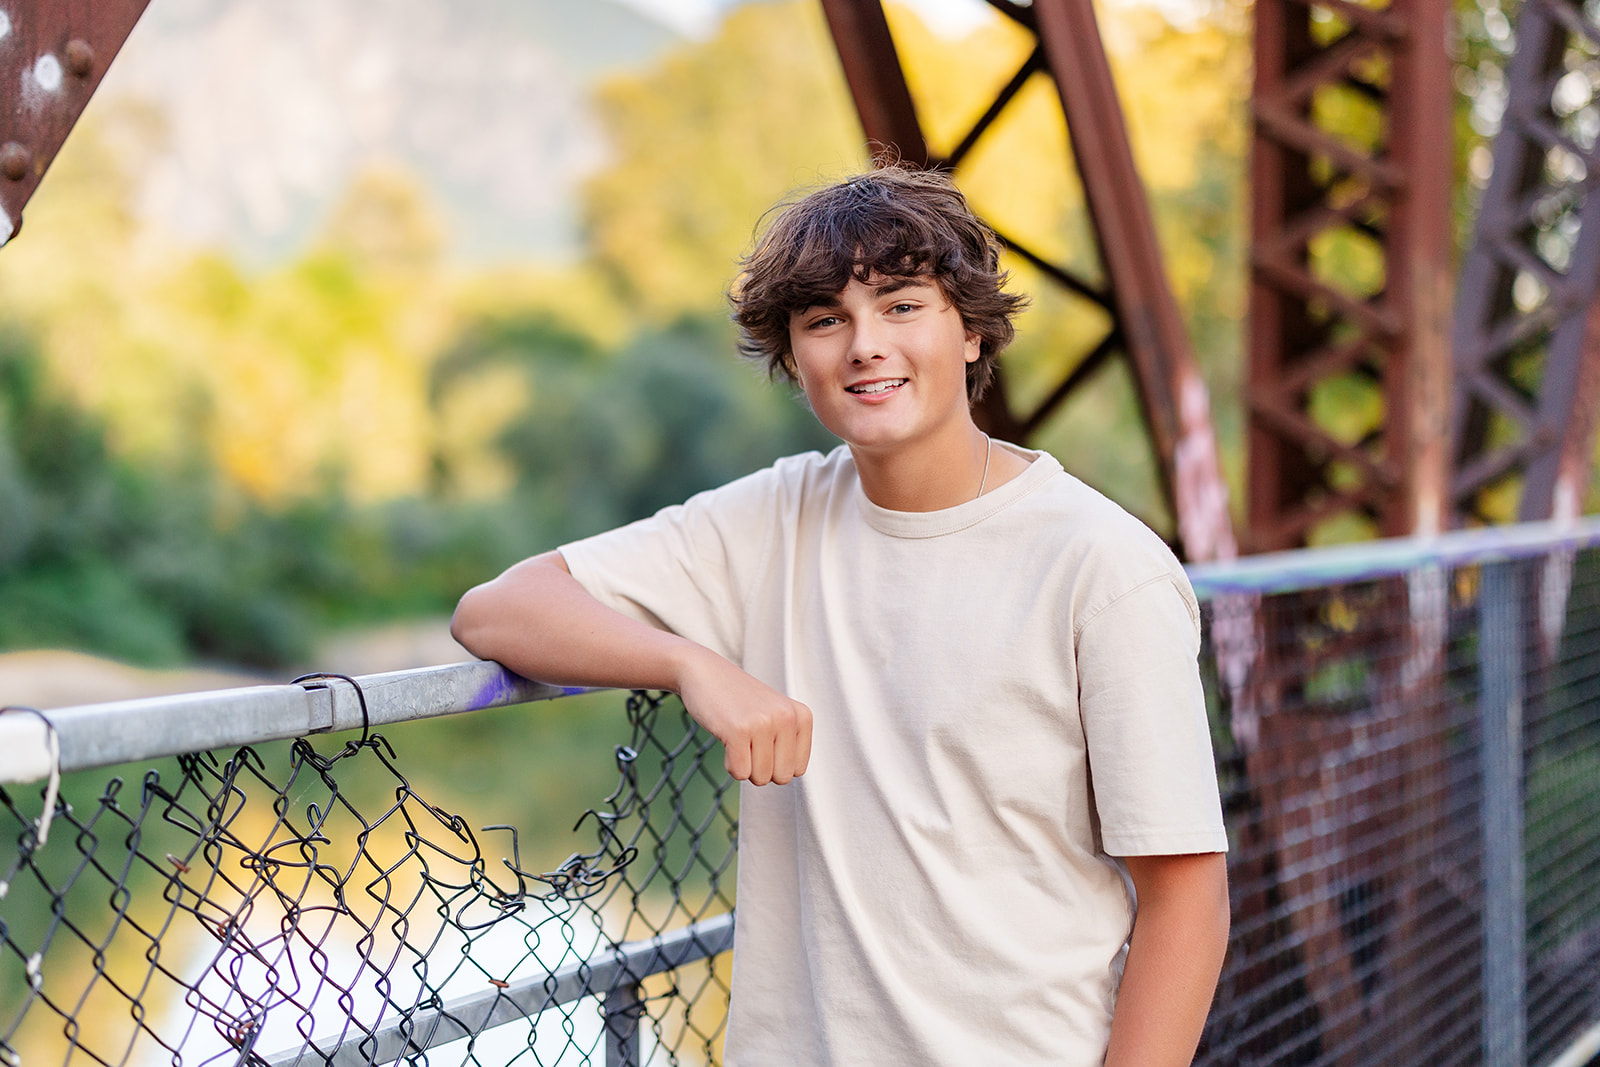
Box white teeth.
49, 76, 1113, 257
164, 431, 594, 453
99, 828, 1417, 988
848, 379, 906, 395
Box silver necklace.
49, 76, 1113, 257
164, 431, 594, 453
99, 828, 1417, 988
976, 433, 993, 498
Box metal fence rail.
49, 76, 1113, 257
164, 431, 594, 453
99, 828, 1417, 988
5, 517, 1600, 1066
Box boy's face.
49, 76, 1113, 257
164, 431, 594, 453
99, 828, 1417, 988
788, 274, 980, 456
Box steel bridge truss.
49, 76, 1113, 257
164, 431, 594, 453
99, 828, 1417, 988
819, 0, 1238, 562
1453, 0, 1600, 526
0, 0, 151, 247
1246, 0, 1455, 551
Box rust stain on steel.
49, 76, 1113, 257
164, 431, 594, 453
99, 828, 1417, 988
0, 0, 153, 247
1551, 300, 1600, 524
817, 0, 1237, 562
1452, 0, 1600, 527
1245, 0, 1453, 551
1032, 0, 1237, 561
1389, 0, 1454, 540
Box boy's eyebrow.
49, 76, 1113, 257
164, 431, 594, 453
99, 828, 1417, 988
794, 295, 843, 315
792, 277, 936, 315
872, 277, 927, 298
796, 277, 931, 312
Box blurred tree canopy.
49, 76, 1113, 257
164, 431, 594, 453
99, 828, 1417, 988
430, 314, 834, 543
0, 325, 540, 666
582, 4, 866, 322
0, 328, 316, 665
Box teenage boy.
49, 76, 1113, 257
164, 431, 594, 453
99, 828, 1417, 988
452, 167, 1230, 1066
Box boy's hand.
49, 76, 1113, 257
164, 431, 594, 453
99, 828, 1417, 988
452, 551, 811, 788
674, 646, 813, 786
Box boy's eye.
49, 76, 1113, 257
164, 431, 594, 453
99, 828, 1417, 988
807, 314, 841, 329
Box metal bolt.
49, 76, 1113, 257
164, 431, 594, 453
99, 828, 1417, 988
0, 143, 30, 182
64, 39, 94, 78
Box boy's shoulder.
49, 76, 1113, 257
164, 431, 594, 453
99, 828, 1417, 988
683, 446, 848, 515
1011, 454, 1181, 559
1013, 458, 1198, 623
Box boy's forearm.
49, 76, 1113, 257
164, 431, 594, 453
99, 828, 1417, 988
1103, 852, 1230, 1067
451, 551, 813, 786
450, 551, 698, 691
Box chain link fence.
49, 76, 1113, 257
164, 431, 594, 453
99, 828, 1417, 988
3, 522, 1600, 1066
1193, 532, 1600, 1067
2, 687, 735, 1067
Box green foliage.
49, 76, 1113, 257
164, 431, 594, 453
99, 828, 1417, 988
434, 312, 837, 544
0, 298, 833, 668
0, 329, 288, 664
0, 329, 528, 666
1526, 745, 1600, 954
581, 2, 866, 322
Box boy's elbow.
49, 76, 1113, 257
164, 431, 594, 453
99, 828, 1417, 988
451, 583, 498, 659
450, 553, 569, 659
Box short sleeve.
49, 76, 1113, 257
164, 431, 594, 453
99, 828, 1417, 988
1076, 574, 1228, 856
556, 465, 785, 666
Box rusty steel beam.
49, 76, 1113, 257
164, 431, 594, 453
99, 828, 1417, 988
1244, 0, 1455, 1059
0, 0, 152, 247
1031, 0, 1237, 562
817, 0, 929, 167
1452, 0, 1600, 526
1247, 0, 1453, 551
818, 0, 1238, 562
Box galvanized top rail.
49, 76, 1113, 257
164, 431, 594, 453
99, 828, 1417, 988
0, 660, 587, 785
6, 515, 1600, 786
1187, 515, 1600, 599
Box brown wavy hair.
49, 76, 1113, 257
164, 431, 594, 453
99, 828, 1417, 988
728, 167, 1028, 403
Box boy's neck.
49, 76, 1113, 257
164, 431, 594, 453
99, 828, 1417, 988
850, 422, 1029, 512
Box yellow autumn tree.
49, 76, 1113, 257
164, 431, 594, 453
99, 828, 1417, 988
0, 120, 463, 502
581, 2, 868, 322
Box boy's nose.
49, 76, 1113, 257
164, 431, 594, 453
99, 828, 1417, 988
847, 324, 888, 364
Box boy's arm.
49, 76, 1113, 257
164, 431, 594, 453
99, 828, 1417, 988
451, 551, 812, 786
1103, 852, 1230, 1067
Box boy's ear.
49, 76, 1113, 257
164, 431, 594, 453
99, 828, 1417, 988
964, 331, 982, 363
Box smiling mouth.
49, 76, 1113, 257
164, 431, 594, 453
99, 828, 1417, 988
846, 379, 908, 395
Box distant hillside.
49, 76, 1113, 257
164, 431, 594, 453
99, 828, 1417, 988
91, 0, 682, 262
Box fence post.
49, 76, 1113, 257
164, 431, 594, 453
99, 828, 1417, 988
1479, 559, 1526, 1067
604, 981, 643, 1067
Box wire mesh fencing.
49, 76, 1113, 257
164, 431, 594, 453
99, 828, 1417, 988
1194, 540, 1600, 1067
4, 524, 1600, 1067
1, 688, 736, 1067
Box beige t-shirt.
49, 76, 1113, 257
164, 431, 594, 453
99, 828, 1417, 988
560, 444, 1227, 1066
